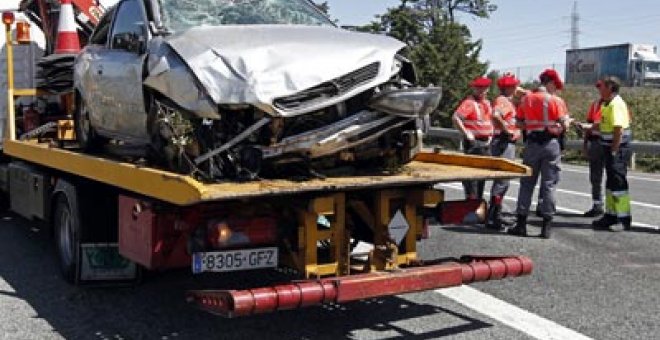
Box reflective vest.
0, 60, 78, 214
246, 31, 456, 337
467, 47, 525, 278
586, 99, 603, 137
516, 88, 568, 136
454, 96, 493, 138
492, 95, 521, 141
599, 94, 632, 145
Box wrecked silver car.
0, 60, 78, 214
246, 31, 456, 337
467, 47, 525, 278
73, 0, 441, 181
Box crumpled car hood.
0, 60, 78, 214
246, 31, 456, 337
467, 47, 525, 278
158, 25, 405, 117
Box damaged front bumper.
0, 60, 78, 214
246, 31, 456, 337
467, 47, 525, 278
260, 110, 415, 160
259, 87, 442, 161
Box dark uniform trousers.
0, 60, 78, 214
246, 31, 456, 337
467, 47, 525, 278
516, 136, 561, 218
490, 135, 516, 198
587, 138, 605, 206
462, 139, 490, 199
603, 143, 632, 224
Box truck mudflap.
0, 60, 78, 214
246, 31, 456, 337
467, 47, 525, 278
186, 255, 533, 317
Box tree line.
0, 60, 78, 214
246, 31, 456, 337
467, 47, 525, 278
315, 0, 496, 126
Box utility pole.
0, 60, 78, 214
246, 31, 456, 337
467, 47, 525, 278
570, 1, 580, 49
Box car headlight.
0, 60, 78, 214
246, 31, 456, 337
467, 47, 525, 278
368, 87, 442, 118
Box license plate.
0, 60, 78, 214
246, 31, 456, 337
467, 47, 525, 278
79, 243, 137, 281
192, 247, 278, 274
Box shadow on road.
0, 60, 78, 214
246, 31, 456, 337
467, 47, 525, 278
554, 212, 584, 218
0, 214, 494, 339
441, 218, 658, 238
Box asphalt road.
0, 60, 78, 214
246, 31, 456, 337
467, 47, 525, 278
0, 163, 658, 339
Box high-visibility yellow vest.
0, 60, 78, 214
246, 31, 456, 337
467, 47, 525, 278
599, 95, 631, 144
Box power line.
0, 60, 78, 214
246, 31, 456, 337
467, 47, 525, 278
480, 27, 568, 43
581, 15, 660, 30
482, 31, 570, 48
580, 13, 660, 24
580, 17, 660, 42
464, 14, 565, 34
470, 19, 562, 36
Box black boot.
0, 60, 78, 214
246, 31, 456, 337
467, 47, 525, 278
508, 214, 527, 237
621, 217, 632, 231
592, 214, 617, 230
583, 205, 604, 217
540, 217, 552, 239
485, 203, 503, 231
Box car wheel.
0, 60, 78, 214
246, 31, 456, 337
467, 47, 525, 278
75, 96, 106, 152
54, 194, 81, 284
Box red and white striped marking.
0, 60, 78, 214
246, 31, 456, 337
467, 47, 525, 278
55, 0, 80, 54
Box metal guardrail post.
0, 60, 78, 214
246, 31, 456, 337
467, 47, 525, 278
631, 152, 636, 171
426, 128, 660, 157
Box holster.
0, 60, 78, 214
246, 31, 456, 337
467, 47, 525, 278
526, 130, 553, 144
492, 134, 510, 155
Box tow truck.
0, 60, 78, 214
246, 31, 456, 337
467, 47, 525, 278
0, 1, 532, 317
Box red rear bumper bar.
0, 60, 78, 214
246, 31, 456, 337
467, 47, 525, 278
186, 256, 533, 317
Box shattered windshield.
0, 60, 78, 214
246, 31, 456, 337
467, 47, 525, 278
160, 0, 334, 32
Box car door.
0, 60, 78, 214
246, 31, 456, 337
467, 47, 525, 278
95, 0, 149, 143
78, 5, 115, 129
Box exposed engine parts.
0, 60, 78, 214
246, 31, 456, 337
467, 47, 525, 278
150, 100, 198, 176
194, 117, 271, 166
146, 83, 440, 183
68, 0, 447, 183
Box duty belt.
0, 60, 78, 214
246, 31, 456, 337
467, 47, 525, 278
465, 138, 490, 148
494, 133, 517, 143
526, 131, 557, 143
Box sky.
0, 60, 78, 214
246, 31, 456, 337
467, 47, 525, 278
325, 0, 660, 74
2, 0, 659, 75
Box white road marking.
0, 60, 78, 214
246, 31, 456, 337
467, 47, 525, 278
437, 286, 594, 340
435, 173, 654, 339
438, 183, 659, 230
562, 166, 660, 183
506, 181, 660, 210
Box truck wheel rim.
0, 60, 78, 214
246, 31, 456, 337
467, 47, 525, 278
58, 208, 74, 266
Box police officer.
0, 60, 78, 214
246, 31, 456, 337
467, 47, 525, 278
485, 73, 521, 230
509, 69, 571, 238
578, 82, 606, 217
452, 76, 493, 200
591, 76, 633, 231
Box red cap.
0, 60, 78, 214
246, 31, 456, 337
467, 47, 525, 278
497, 74, 520, 88
470, 77, 492, 88
539, 69, 564, 90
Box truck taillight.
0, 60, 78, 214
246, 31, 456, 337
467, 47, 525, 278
16, 20, 31, 44
207, 217, 277, 249
2, 12, 15, 25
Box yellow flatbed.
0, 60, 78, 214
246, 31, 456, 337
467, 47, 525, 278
3, 140, 529, 206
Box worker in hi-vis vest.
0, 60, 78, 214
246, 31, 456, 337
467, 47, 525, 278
509, 69, 571, 239
485, 73, 521, 230
591, 76, 633, 231
576, 82, 606, 217
452, 76, 494, 200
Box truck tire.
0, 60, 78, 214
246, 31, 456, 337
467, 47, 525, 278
52, 180, 133, 285
74, 94, 106, 152
53, 190, 82, 284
